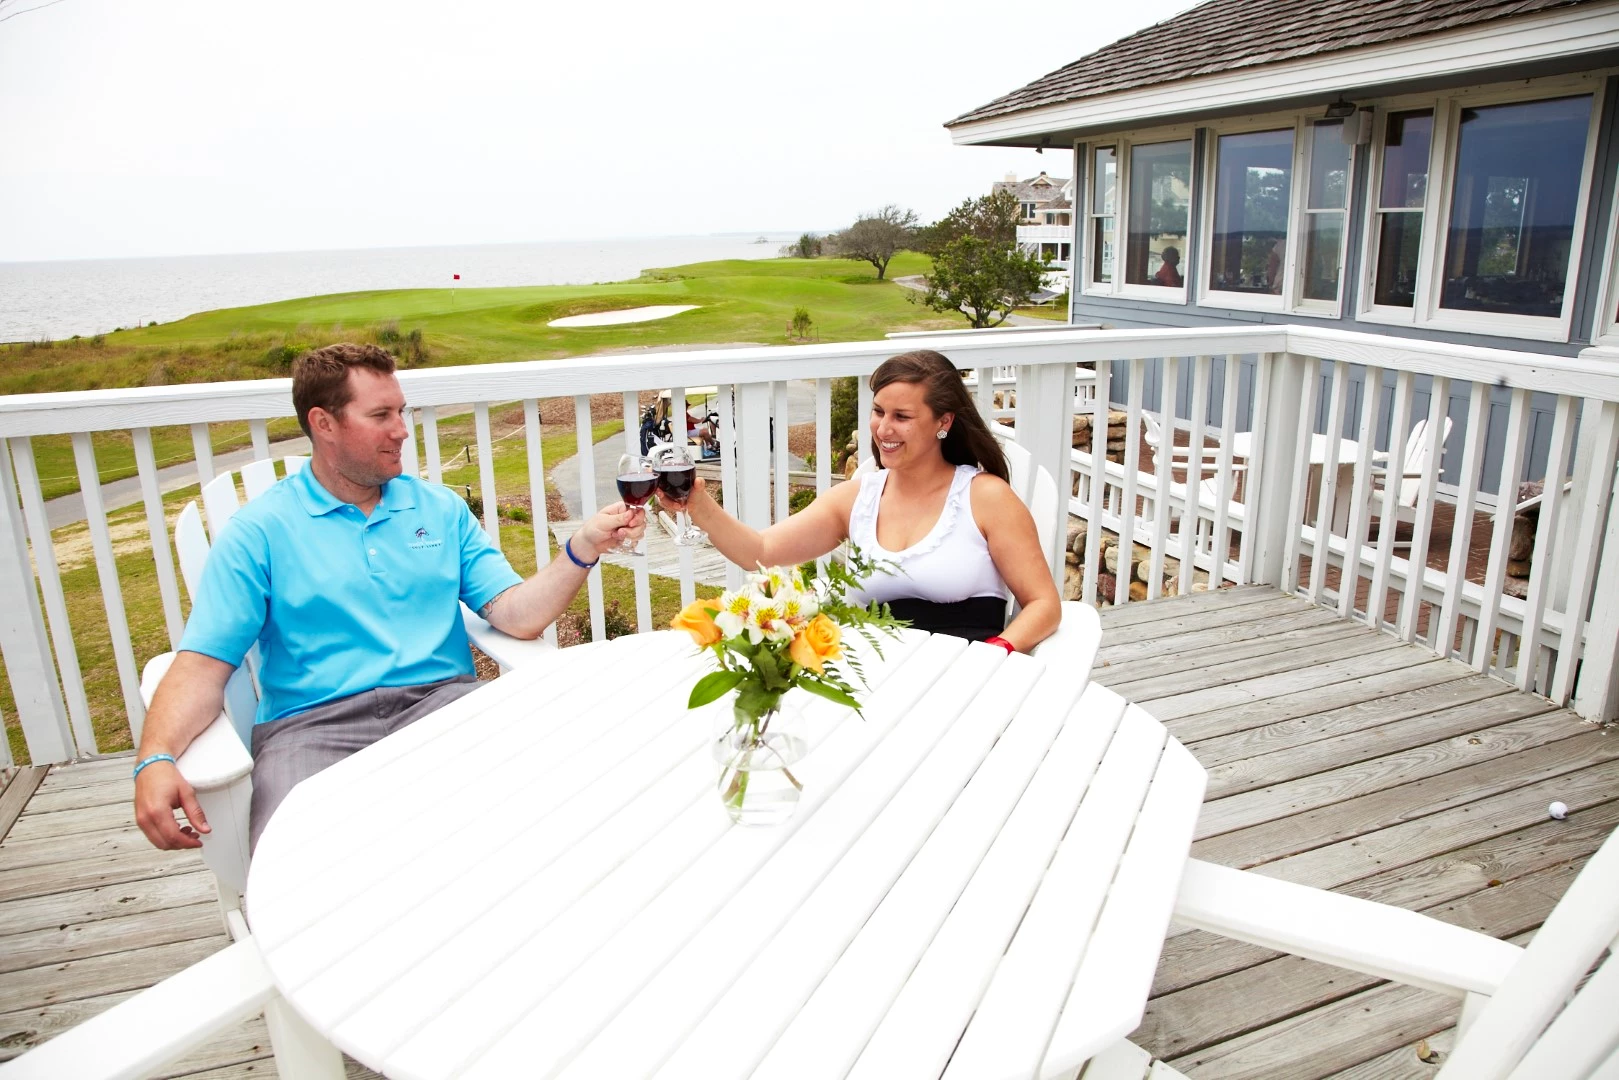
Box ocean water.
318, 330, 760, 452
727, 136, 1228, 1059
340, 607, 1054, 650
0, 234, 794, 342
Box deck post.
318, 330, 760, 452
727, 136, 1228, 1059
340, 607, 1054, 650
1572, 446, 1619, 722
1248, 352, 1308, 587
1015, 359, 1076, 580
0, 439, 75, 762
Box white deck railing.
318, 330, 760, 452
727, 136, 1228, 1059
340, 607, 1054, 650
4, 325, 1618, 765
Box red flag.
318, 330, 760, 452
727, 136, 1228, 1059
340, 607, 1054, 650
453, 273, 460, 281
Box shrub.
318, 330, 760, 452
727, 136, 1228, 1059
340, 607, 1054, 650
264, 342, 305, 372
91, 334, 105, 348
830, 376, 858, 468
502, 504, 531, 523
788, 487, 816, 515
462, 487, 483, 518
555, 601, 634, 646
789, 307, 814, 340
374, 320, 401, 345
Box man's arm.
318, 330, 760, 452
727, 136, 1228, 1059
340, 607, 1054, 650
480, 502, 642, 639
133, 651, 236, 850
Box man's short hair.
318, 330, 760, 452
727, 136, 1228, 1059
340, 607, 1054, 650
292, 343, 398, 437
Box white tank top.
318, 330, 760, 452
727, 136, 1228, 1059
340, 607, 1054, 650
847, 464, 1009, 605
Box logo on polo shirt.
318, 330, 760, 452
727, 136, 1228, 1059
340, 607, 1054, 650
408, 526, 443, 551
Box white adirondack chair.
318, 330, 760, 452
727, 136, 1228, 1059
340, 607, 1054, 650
1366, 416, 1454, 541
139, 458, 553, 918
1154, 822, 1619, 1079
1, 934, 344, 1080
1139, 411, 1248, 553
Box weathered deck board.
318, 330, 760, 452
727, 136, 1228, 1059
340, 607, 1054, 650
0, 767, 47, 844
0, 586, 1609, 1079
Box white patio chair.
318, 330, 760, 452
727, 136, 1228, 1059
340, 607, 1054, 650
1140, 411, 1247, 558
1154, 822, 1619, 1079
1366, 416, 1454, 539
139, 459, 553, 918
1, 934, 344, 1080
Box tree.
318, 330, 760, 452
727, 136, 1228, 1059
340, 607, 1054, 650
917, 235, 1049, 329
914, 190, 1022, 256
832, 205, 917, 280
779, 232, 823, 259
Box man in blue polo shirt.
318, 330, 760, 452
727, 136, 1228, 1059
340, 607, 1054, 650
133, 343, 642, 852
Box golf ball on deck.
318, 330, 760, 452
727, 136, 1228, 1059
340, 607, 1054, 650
1549, 801, 1569, 820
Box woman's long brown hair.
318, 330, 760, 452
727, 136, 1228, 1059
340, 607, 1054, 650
869, 350, 1010, 483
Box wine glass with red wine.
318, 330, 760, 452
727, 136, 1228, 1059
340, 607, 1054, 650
614, 453, 656, 555
652, 443, 704, 546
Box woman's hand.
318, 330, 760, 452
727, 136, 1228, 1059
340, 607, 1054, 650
659, 476, 707, 514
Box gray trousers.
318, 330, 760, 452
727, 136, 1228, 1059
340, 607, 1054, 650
248, 675, 479, 852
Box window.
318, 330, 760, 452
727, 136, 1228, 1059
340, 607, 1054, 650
1125, 139, 1191, 289
1021, 201, 1038, 221
1438, 95, 1592, 319
1299, 119, 1352, 305
1367, 110, 1432, 309
1208, 129, 1293, 297
1358, 80, 1601, 340
1089, 146, 1117, 287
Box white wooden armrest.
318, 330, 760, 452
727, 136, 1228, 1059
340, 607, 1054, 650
2, 937, 277, 1080
460, 602, 556, 672
177, 708, 255, 790
141, 651, 253, 791
1173, 859, 1523, 998
1030, 601, 1102, 681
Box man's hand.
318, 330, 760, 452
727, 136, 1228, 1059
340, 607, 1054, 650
132, 650, 235, 851
574, 501, 645, 561
134, 760, 210, 849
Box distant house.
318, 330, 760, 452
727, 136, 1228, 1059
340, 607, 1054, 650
948, 0, 1619, 357
993, 171, 1076, 289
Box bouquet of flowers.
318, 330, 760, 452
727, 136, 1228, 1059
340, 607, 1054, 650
671, 551, 906, 823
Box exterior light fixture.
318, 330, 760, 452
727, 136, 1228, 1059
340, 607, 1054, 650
1323, 96, 1357, 120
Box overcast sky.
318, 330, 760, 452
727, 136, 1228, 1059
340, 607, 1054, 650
0, 0, 1194, 263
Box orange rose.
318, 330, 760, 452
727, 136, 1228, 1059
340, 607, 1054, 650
789, 614, 842, 673
672, 600, 722, 646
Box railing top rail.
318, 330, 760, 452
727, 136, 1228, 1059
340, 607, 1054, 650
0, 327, 1282, 437
1291, 325, 1619, 402
8, 322, 1619, 436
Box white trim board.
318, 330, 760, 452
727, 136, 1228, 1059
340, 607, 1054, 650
948, 3, 1619, 146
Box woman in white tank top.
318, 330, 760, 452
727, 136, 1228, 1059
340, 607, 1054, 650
667, 350, 1060, 651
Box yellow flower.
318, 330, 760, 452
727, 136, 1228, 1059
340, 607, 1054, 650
671, 600, 722, 646
789, 614, 843, 673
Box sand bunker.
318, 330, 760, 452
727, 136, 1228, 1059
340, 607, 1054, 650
549, 305, 698, 328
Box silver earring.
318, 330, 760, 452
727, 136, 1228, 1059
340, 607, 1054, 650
936, 429, 948, 440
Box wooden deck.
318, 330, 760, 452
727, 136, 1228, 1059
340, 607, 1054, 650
1, 585, 1613, 1078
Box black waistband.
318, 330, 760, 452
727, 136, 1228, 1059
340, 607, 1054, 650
883, 595, 1008, 643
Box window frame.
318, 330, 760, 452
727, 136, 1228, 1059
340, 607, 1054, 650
1197, 115, 1300, 313
1193, 112, 1356, 318
1082, 126, 1196, 304
1355, 75, 1606, 343
1592, 159, 1619, 346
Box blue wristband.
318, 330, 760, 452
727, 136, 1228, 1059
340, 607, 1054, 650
133, 753, 176, 779
564, 535, 599, 570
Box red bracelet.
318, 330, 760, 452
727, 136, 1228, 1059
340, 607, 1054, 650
984, 635, 1016, 655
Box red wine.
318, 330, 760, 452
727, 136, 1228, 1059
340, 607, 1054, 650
655, 463, 696, 500
617, 472, 657, 504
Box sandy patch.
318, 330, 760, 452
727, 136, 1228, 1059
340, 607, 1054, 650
549, 305, 698, 328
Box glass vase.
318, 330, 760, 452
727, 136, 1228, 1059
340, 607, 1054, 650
713, 695, 808, 826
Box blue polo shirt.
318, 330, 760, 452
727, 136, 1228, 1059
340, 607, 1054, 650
179, 469, 523, 724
